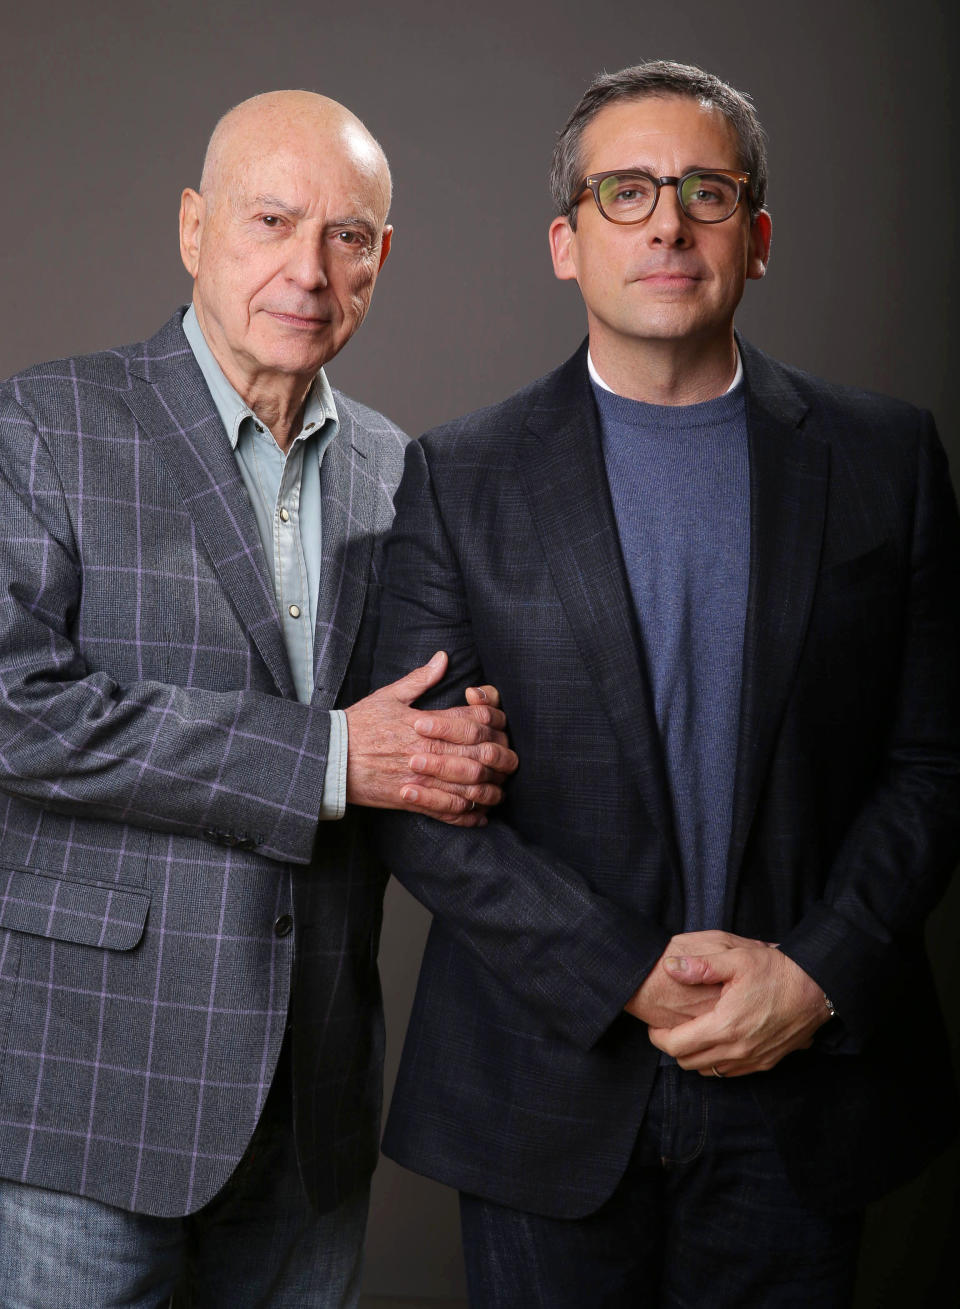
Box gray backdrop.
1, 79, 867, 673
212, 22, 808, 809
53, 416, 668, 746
2, 0, 957, 1302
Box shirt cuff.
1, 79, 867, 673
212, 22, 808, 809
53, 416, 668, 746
318, 709, 348, 821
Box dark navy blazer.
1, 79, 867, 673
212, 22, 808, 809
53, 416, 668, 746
374, 338, 960, 1217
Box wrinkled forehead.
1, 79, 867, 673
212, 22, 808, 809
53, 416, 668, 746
214, 117, 391, 217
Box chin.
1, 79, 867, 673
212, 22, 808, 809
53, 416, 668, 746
259, 336, 330, 376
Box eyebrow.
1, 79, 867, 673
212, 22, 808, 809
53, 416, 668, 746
246, 193, 303, 217
596, 163, 739, 176
324, 215, 379, 237
244, 195, 379, 236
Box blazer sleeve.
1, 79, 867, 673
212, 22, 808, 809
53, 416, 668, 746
778, 414, 960, 1042
374, 439, 670, 1051
0, 390, 329, 865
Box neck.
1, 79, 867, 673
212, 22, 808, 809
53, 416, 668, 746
237, 384, 311, 453
588, 329, 739, 406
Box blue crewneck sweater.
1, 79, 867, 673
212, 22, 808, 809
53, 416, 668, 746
593, 380, 750, 931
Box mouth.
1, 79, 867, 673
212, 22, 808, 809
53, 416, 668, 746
637, 272, 701, 287
264, 311, 331, 329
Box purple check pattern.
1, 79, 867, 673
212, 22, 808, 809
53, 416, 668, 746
0, 310, 408, 1216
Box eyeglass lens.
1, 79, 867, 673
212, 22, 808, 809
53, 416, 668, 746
595, 172, 741, 223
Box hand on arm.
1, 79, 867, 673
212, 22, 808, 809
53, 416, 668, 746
649, 945, 832, 1076
345, 651, 518, 827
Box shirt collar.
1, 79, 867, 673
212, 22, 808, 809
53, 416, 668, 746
587, 345, 743, 398
182, 303, 339, 450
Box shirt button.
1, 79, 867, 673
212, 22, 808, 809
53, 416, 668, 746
304, 421, 315, 431
274, 914, 293, 938
288, 604, 301, 619
279, 507, 290, 523
254, 422, 264, 433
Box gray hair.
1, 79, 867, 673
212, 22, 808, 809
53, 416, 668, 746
550, 60, 768, 227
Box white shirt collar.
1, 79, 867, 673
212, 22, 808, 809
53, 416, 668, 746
587, 346, 743, 398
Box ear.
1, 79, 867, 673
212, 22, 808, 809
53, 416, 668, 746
549, 215, 579, 282
378, 224, 393, 271
179, 188, 205, 280
746, 209, 772, 281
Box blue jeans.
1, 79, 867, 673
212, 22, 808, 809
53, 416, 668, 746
0, 1043, 368, 1308
460, 1065, 863, 1308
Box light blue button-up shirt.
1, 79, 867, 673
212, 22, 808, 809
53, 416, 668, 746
183, 305, 347, 819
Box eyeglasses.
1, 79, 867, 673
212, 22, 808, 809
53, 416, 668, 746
570, 169, 751, 225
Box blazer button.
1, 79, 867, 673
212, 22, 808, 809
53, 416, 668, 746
274, 914, 293, 938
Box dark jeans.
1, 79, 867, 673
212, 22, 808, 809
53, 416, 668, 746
460, 1065, 863, 1308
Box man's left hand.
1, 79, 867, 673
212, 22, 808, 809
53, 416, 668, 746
405, 684, 515, 812
649, 946, 831, 1077
344, 654, 518, 826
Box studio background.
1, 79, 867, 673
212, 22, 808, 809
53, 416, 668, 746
2, 1, 956, 1303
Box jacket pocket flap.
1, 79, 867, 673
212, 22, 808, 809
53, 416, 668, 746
0, 867, 150, 950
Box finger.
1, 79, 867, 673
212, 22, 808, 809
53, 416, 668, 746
413, 706, 508, 742
400, 782, 490, 817
661, 955, 718, 986
665, 951, 738, 987
412, 778, 504, 807
408, 750, 512, 786
649, 1010, 732, 1060
649, 1028, 730, 1066
466, 684, 501, 709
388, 651, 448, 705
670, 930, 765, 953
413, 739, 519, 776
400, 797, 491, 828
695, 1062, 754, 1079
657, 1022, 767, 1070
438, 809, 489, 828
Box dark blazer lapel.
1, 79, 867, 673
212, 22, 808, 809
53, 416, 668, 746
310, 396, 377, 707
121, 313, 296, 698
517, 348, 679, 865
724, 340, 829, 900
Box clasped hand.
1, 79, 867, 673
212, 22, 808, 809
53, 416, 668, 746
345, 650, 518, 827
625, 930, 831, 1077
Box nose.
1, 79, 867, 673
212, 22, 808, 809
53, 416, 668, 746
286, 233, 328, 290
644, 184, 691, 247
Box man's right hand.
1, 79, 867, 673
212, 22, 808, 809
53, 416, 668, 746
345, 651, 518, 827
624, 931, 767, 1028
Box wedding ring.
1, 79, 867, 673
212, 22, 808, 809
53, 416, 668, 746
711, 1064, 725, 1078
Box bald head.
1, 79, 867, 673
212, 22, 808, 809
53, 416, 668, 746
179, 89, 394, 428
199, 90, 391, 213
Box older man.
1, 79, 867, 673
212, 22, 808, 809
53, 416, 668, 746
0, 91, 515, 1306
373, 62, 960, 1305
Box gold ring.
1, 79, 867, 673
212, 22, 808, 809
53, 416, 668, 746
711, 1064, 725, 1078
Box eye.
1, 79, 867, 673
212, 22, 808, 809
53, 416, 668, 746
597, 174, 655, 212
332, 229, 374, 254
260, 214, 283, 228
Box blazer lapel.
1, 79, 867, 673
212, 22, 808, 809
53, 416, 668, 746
724, 340, 829, 905
310, 398, 377, 707
121, 313, 296, 698
516, 349, 681, 869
